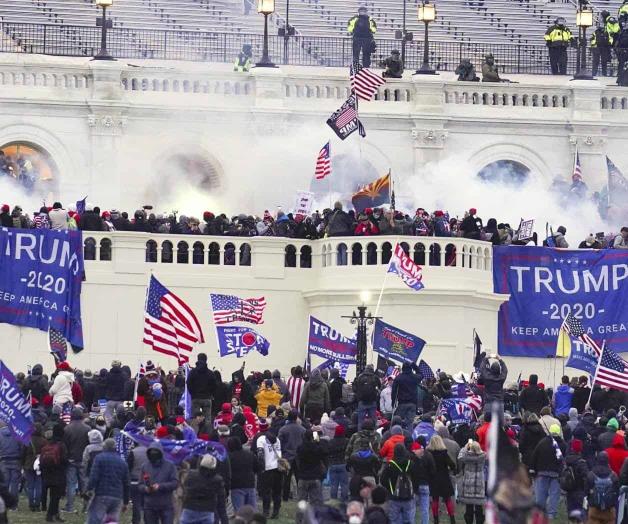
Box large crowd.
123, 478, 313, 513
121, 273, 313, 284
1, 354, 628, 524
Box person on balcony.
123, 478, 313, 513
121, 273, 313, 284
234, 45, 253, 73
591, 11, 618, 77
325, 202, 353, 237
347, 7, 377, 68
544, 18, 573, 75
481, 54, 511, 82
380, 50, 403, 78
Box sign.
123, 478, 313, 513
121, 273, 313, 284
0, 229, 84, 349
566, 340, 599, 375
493, 246, 628, 357
0, 360, 33, 444
517, 219, 535, 241
308, 316, 357, 363
216, 326, 269, 358
372, 319, 425, 364
294, 190, 314, 217
440, 398, 474, 425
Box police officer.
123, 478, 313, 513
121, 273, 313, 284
380, 49, 403, 78
617, 20, 628, 85
544, 18, 572, 75
347, 6, 377, 67
619, 0, 628, 24
591, 11, 617, 76
233, 44, 252, 72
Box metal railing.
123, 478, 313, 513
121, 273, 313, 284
0, 21, 601, 75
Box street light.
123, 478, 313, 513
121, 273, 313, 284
394, 0, 414, 66
415, 0, 437, 75
573, 3, 594, 79
278, 0, 295, 65
256, 0, 278, 68
94, 0, 115, 61
342, 293, 380, 375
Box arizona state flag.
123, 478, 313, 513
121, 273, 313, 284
351, 172, 391, 211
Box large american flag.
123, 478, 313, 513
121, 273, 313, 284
595, 345, 628, 392
143, 275, 204, 365
350, 60, 386, 101
417, 359, 435, 380
210, 293, 266, 325
315, 141, 331, 180
563, 314, 602, 355
572, 148, 582, 181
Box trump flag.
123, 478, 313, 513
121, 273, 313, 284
388, 243, 424, 291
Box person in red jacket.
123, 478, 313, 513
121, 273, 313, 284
354, 213, 379, 236
379, 425, 406, 462
604, 432, 628, 475
476, 411, 492, 452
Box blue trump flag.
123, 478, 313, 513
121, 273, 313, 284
216, 326, 269, 358
372, 319, 426, 364
440, 398, 474, 425
308, 316, 357, 363
493, 246, 628, 357
0, 360, 33, 444
0, 229, 84, 349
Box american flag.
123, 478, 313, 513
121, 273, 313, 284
143, 275, 204, 365
572, 148, 582, 181
387, 365, 400, 380
595, 345, 628, 392
210, 293, 266, 325
60, 401, 72, 425
350, 60, 386, 101
562, 314, 602, 355
314, 141, 331, 180
336, 102, 358, 128
48, 327, 67, 364
417, 359, 434, 380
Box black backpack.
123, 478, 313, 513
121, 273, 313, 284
389, 461, 413, 500
559, 464, 576, 491
355, 374, 377, 403
588, 473, 617, 511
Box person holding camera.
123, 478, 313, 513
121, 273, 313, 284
347, 7, 377, 67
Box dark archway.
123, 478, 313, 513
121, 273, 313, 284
477, 160, 530, 185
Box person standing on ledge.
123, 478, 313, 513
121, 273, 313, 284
348, 6, 378, 67
544, 17, 573, 75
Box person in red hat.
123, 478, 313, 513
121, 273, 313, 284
460, 208, 483, 240
0, 204, 12, 228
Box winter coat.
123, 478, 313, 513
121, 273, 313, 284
300, 375, 330, 413
49, 371, 75, 405
531, 435, 566, 475
519, 385, 548, 414
228, 448, 258, 489
105, 366, 126, 401
479, 357, 508, 403
456, 448, 486, 505
187, 362, 216, 400
63, 420, 90, 463
345, 429, 381, 460
539, 414, 562, 437
328, 436, 348, 465
572, 385, 591, 413
379, 435, 405, 462
428, 449, 455, 498
0, 426, 22, 461
564, 452, 589, 492
139, 442, 178, 509
182, 468, 225, 513
380, 386, 393, 414
22, 365, 48, 402
553, 384, 574, 416
381, 458, 414, 501
392, 369, 420, 405
598, 429, 617, 452
329, 377, 346, 410
40, 436, 69, 487
411, 450, 436, 486
347, 449, 381, 478
326, 209, 353, 237
255, 386, 283, 418
604, 433, 628, 475
296, 440, 328, 481
278, 421, 306, 461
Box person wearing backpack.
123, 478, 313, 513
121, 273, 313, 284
586, 451, 619, 524
380, 444, 416, 524
353, 365, 381, 431
561, 439, 589, 524
40, 424, 69, 522
457, 440, 486, 524
530, 424, 567, 520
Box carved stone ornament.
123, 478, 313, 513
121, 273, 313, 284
568, 134, 607, 152
411, 128, 448, 149
87, 114, 126, 135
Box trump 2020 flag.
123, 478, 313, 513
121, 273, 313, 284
372, 319, 425, 364
0, 360, 33, 445
216, 326, 270, 358
388, 243, 424, 291
440, 398, 474, 425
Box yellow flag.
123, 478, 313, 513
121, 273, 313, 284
556, 324, 571, 358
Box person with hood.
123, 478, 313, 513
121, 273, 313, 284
519, 412, 548, 471
346, 418, 381, 459
127, 439, 149, 524
23, 422, 46, 511
49, 361, 75, 408
278, 410, 306, 501
296, 429, 328, 507
255, 380, 283, 418
479, 354, 508, 405
0, 421, 23, 510
325, 201, 354, 238
139, 442, 178, 524
380, 426, 406, 463
227, 437, 259, 512
22, 363, 49, 405
187, 353, 216, 423
562, 439, 589, 523
567, 407, 580, 433
104, 360, 126, 425
572, 376, 591, 413
62, 407, 90, 513
519, 375, 548, 415
553, 375, 574, 416
86, 438, 130, 524
604, 432, 628, 475
427, 435, 456, 524
181, 454, 225, 524
380, 444, 415, 524
256, 427, 283, 518
585, 451, 618, 524
82, 429, 104, 479
230, 369, 255, 412
457, 440, 486, 524
598, 418, 619, 450
391, 363, 421, 430
327, 425, 349, 501
41, 424, 69, 523
81, 370, 97, 411
436, 425, 460, 469
353, 364, 381, 430
328, 368, 346, 411
379, 377, 394, 420
300, 369, 330, 423
538, 406, 562, 437
531, 424, 566, 520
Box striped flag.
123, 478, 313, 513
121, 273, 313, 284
563, 314, 602, 355
417, 359, 435, 380
572, 148, 582, 181
60, 402, 72, 425
143, 276, 205, 365
595, 345, 628, 392
315, 142, 331, 180
350, 60, 386, 101
48, 327, 68, 364
210, 293, 266, 325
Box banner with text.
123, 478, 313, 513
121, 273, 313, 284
0, 360, 33, 444
308, 316, 357, 363
217, 326, 270, 358
372, 319, 426, 364
493, 246, 628, 357
0, 229, 84, 349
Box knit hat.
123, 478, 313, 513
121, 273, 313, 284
469, 208, 477, 215
203, 211, 214, 220
334, 425, 346, 438
259, 419, 269, 432
549, 424, 561, 436
1, 205, 8, 213
391, 425, 403, 436
56, 361, 72, 372
145, 360, 156, 372
111, 360, 121, 368
155, 426, 170, 439
570, 438, 583, 454
200, 454, 217, 470
103, 438, 116, 452
607, 418, 619, 430
84, 369, 93, 378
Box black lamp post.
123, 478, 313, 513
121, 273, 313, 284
394, 0, 414, 67
573, 2, 594, 80
278, 0, 295, 65
256, 0, 278, 68
94, 0, 115, 61
342, 292, 379, 375
415, 0, 437, 75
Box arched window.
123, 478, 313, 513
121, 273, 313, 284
208, 242, 220, 265
161, 241, 173, 264
351, 243, 363, 266
99, 238, 112, 261
337, 243, 348, 266
240, 243, 251, 266
192, 241, 204, 264
381, 242, 392, 265
83, 237, 96, 261
445, 243, 457, 267
429, 243, 441, 266
177, 241, 189, 264
366, 242, 378, 265
285, 245, 297, 268
224, 243, 236, 266
414, 243, 426, 265
477, 160, 530, 185
146, 240, 158, 263
300, 246, 312, 268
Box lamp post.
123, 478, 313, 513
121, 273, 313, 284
573, 3, 594, 79
342, 291, 379, 375
415, 0, 437, 75
395, 0, 414, 68
256, 0, 277, 68
94, 0, 115, 61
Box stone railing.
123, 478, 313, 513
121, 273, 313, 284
443, 83, 571, 108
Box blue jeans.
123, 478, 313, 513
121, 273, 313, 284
24, 470, 42, 509
231, 488, 257, 512
395, 403, 417, 430
357, 401, 377, 430
534, 475, 560, 519
389, 498, 416, 524
0, 461, 21, 509
87, 495, 123, 524
144, 507, 175, 524
64, 461, 83, 511
416, 485, 430, 524
180, 509, 214, 524
328, 464, 348, 501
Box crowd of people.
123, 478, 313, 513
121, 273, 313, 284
2, 353, 628, 524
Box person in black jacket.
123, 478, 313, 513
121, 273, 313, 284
181, 454, 225, 524
530, 425, 566, 520
212, 372, 231, 418
380, 444, 415, 524
571, 376, 591, 414
227, 437, 259, 512
392, 364, 421, 430
187, 354, 216, 423
22, 364, 49, 406
519, 375, 548, 415
563, 438, 589, 522
78, 207, 104, 231
296, 430, 328, 507
519, 413, 547, 470
479, 354, 508, 406
459, 208, 482, 240
104, 361, 126, 425
329, 368, 346, 411
328, 425, 349, 501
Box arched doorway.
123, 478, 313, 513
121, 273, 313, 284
0, 142, 59, 195
477, 160, 531, 185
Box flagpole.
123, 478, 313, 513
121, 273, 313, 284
587, 339, 605, 408
328, 139, 333, 210
373, 235, 401, 320
472, 328, 476, 371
